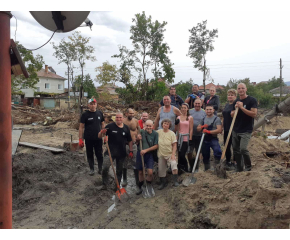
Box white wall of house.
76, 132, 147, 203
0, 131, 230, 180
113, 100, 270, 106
36, 77, 65, 93
21, 77, 65, 97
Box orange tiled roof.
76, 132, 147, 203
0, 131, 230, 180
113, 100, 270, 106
199, 83, 224, 90
37, 69, 66, 80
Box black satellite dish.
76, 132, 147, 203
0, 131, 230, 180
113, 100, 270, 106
30, 11, 90, 33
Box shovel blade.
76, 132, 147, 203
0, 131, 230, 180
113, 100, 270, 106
142, 185, 150, 199
215, 162, 228, 179
147, 184, 155, 197
182, 176, 197, 187
116, 188, 130, 202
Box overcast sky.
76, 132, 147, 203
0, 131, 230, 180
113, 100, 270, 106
9, 7, 290, 89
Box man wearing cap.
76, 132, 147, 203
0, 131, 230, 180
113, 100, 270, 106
79, 98, 105, 175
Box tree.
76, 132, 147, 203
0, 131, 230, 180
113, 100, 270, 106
51, 38, 76, 108
95, 61, 118, 85
68, 31, 96, 113
112, 12, 175, 100
187, 20, 218, 91
75, 74, 98, 99
12, 42, 44, 92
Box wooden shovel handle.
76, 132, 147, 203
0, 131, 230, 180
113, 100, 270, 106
221, 107, 239, 160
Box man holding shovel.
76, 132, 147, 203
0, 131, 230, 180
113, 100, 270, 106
79, 98, 105, 175
98, 112, 133, 190
135, 120, 158, 195
231, 83, 257, 172
197, 104, 222, 171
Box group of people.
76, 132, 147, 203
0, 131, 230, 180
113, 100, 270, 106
79, 82, 257, 195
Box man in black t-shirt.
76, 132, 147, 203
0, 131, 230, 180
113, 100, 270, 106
79, 98, 105, 176
231, 83, 257, 172
98, 112, 133, 190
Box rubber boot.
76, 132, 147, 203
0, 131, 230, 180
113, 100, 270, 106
173, 174, 179, 187
121, 168, 127, 187
158, 177, 168, 190
134, 169, 139, 187
204, 163, 211, 171
136, 181, 143, 195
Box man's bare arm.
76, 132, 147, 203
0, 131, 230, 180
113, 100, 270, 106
153, 108, 161, 130
173, 107, 182, 116
208, 124, 222, 135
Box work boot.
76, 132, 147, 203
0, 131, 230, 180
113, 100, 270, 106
204, 163, 211, 171
134, 169, 139, 187
121, 168, 127, 187
89, 169, 94, 176
158, 177, 168, 190
173, 174, 179, 187
136, 181, 144, 195
226, 162, 236, 171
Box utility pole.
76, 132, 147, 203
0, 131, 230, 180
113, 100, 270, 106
67, 65, 70, 109
0, 11, 12, 229
280, 58, 283, 103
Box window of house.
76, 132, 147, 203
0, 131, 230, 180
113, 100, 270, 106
45, 83, 50, 89
58, 84, 63, 90
37, 87, 40, 92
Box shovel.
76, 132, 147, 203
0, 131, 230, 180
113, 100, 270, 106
105, 140, 129, 202
182, 132, 205, 186
140, 141, 155, 198
215, 107, 239, 179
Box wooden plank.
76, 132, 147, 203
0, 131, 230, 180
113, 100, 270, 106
18, 142, 65, 153
12, 130, 22, 156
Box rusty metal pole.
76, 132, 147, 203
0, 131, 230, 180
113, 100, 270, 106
0, 11, 12, 229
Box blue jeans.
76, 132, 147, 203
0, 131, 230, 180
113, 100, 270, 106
202, 138, 222, 164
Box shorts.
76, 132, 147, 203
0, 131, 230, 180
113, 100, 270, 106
136, 151, 154, 170
189, 135, 202, 153
158, 155, 178, 177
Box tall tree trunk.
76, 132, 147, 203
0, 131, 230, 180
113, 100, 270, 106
203, 58, 206, 95
79, 66, 84, 115
67, 65, 70, 109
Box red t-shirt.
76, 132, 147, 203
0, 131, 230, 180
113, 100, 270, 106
138, 119, 143, 129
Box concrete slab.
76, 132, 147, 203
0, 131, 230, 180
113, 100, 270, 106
18, 142, 65, 153
12, 129, 22, 156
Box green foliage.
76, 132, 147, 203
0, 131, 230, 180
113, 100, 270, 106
51, 38, 76, 66
34, 92, 56, 96
146, 80, 169, 101
12, 91, 24, 95
174, 79, 194, 100
95, 61, 118, 85
12, 42, 45, 91
187, 20, 218, 89
74, 74, 98, 99
116, 83, 140, 104
219, 77, 284, 108
112, 11, 175, 100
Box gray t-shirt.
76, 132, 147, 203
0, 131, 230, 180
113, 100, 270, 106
189, 108, 206, 136
200, 115, 222, 138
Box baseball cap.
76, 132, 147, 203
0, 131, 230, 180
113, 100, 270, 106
88, 98, 97, 104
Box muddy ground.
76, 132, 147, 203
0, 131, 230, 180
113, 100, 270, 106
12, 116, 290, 229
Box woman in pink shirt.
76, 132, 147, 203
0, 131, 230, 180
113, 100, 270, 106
177, 103, 193, 173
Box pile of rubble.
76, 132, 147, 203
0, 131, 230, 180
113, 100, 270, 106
12, 101, 160, 129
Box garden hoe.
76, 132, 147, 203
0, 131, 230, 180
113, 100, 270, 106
182, 132, 205, 186
140, 141, 155, 198
105, 140, 129, 202
215, 107, 239, 179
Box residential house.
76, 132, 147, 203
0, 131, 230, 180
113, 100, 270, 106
96, 83, 119, 102
21, 65, 66, 97
199, 83, 224, 94
269, 86, 290, 97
